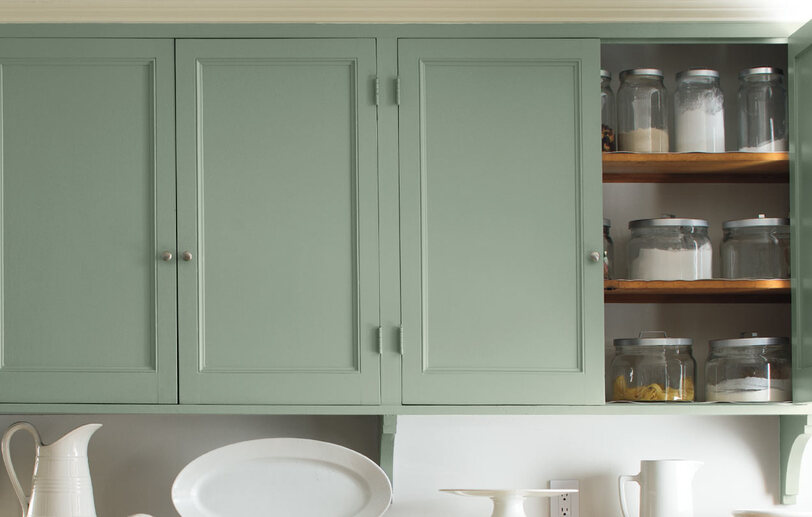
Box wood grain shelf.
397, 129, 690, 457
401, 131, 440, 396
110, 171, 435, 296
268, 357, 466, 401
604, 279, 790, 303
603, 152, 789, 183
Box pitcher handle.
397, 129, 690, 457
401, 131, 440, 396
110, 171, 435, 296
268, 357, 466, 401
618, 473, 641, 517
2, 422, 42, 517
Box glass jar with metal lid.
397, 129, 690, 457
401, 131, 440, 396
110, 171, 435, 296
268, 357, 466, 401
617, 68, 670, 152
610, 332, 696, 402
674, 69, 725, 152
628, 216, 712, 280
705, 332, 791, 402
738, 67, 787, 152
601, 70, 617, 151
720, 214, 790, 279
603, 218, 614, 280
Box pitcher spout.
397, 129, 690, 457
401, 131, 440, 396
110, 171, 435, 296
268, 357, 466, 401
46, 423, 102, 457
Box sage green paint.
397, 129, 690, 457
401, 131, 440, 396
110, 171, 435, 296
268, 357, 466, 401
176, 39, 381, 404
398, 39, 604, 404
0, 39, 177, 403
790, 20, 812, 402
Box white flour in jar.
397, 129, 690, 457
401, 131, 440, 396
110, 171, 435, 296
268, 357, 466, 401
675, 107, 725, 152
740, 137, 788, 152
618, 128, 670, 152
706, 377, 791, 402
629, 244, 713, 280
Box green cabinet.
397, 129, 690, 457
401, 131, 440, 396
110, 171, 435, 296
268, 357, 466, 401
175, 39, 381, 404
397, 39, 604, 404
0, 39, 177, 403
0, 34, 605, 407
790, 20, 812, 402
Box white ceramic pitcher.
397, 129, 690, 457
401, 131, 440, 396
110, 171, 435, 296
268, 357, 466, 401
2, 422, 101, 517
619, 459, 703, 517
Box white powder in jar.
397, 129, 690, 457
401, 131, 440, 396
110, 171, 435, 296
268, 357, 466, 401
675, 107, 725, 152
629, 244, 713, 280
706, 377, 791, 402
740, 137, 788, 152
618, 128, 670, 152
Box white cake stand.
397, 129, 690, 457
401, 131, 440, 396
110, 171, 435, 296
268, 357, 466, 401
440, 489, 578, 517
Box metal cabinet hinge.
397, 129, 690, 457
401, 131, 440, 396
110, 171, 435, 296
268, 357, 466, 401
377, 326, 383, 354
398, 325, 404, 356
395, 77, 401, 106
374, 77, 380, 106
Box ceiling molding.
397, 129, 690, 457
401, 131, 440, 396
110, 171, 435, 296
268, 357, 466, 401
0, 0, 809, 24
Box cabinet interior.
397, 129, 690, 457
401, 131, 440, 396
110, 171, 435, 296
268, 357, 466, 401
600, 43, 791, 402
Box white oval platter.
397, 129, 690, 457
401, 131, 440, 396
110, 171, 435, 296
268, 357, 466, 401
172, 438, 392, 517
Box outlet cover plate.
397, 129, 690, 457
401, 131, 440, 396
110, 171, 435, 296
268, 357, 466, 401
549, 479, 579, 517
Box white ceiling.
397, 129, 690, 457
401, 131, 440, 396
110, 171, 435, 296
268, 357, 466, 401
0, 0, 810, 25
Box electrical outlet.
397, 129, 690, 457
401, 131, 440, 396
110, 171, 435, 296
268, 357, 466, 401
549, 479, 579, 517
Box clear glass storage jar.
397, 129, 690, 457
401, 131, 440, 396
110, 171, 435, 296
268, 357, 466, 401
720, 214, 790, 279
738, 67, 787, 152
603, 218, 614, 280
628, 217, 712, 280
705, 333, 791, 402
674, 69, 725, 152
617, 68, 669, 152
601, 69, 617, 151
611, 332, 696, 402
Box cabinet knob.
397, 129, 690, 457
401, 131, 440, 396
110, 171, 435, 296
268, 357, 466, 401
161, 251, 173, 262
588, 251, 601, 263
182, 251, 194, 262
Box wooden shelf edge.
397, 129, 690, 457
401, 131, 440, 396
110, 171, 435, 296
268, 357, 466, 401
605, 279, 791, 303
603, 152, 789, 183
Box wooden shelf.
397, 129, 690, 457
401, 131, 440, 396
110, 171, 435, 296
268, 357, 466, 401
605, 279, 790, 303
603, 152, 789, 183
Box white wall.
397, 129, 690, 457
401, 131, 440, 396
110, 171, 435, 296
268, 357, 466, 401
0, 414, 808, 517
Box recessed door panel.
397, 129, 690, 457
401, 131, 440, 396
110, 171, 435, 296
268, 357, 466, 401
399, 39, 603, 404
177, 39, 380, 404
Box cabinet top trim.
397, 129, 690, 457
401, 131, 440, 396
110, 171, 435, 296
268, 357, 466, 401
0, 0, 808, 27
0, 22, 795, 41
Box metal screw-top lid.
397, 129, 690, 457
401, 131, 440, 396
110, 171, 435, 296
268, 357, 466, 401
603, 218, 611, 228
629, 215, 709, 229
620, 68, 664, 80
676, 68, 720, 80
722, 213, 789, 229
601, 69, 611, 80
739, 66, 784, 78
614, 331, 693, 347
709, 331, 789, 348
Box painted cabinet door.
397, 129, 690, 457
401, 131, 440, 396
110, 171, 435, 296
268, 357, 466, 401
790, 21, 812, 402
398, 39, 604, 404
176, 40, 380, 404
0, 39, 177, 403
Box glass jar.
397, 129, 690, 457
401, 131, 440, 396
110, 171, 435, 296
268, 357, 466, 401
674, 69, 725, 152
603, 218, 614, 280
720, 214, 790, 279
628, 217, 712, 280
705, 333, 791, 402
610, 332, 696, 402
601, 70, 617, 152
738, 67, 788, 152
617, 69, 669, 152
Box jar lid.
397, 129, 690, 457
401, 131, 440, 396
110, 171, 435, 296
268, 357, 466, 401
601, 69, 611, 80
709, 332, 789, 348
604, 218, 611, 227
629, 216, 709, 229
620, 68, 664, 80
615, 331, 693, 347
676, 68, 720, 80
723, 214, 789, 229
739, 66, 784, 78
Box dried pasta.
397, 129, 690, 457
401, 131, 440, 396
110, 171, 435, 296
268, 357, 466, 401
613, 376, 695, 402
